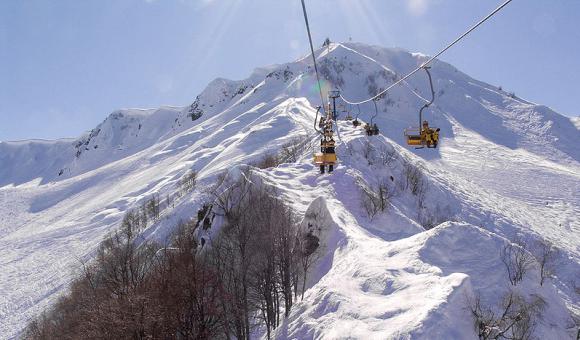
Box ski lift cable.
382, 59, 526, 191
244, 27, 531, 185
300, 0, 327, 115
404, 82, 431, 104
340, 0, 514, 106
335, 56, 430, 106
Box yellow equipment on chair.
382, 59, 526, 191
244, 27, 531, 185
404, 121, 440, 148
313, 115, 338, 173
313, 91, 340, 174
405, 66, 440, 149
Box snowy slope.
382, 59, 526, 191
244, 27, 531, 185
1, 42, 578, 338
260, 126, 575, 339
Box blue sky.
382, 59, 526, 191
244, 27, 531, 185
1, 0, 578, 141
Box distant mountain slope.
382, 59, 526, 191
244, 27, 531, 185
0, 42, 578, 339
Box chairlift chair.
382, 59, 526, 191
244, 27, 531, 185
404, 67, 440, 148
364, 100, 381, 136
344, 104, 353, 121
313, 98, 338, 173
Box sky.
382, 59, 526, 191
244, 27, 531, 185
0, 0, 579, 141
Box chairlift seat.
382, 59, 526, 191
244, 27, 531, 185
404, 127, 439, 147
314, 152, 337, 165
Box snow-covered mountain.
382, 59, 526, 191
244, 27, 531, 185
1, 42, 578, 339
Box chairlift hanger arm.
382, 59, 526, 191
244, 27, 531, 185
371, 100, 379, 124
313, 106, 325, 136
419, 67, 435, 114
418, 67, 435, 129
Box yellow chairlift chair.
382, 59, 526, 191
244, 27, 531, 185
404, 67, 440, 149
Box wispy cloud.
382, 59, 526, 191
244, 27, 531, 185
407, 0, 429, 16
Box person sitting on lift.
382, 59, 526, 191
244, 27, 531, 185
422, 121, 440, 148
321, 133, 335, 153
326, 139, 335, 154
422, 121, 433, 146
364, 124, 372, 136
432, 128, 440, 148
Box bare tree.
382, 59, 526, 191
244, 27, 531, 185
279, 136, 309, 163
402, 162, 426, 197
469, 293, 497, 340
165, 194, 172, 210
26, 168, 311, 340
207, 169, 310, 339
376, 179, 390, 211
251, 225, 279, 339
253, 153, 281, 169
361, 140, 375, 165
361, 187, 380, 220
148, 221, 227, 339
418, 209, 438, 230
377, 144, 397, 167
297, 227, 320, 300
146, 193, 161, 221
140, 204, 148, 227
179, 170, 198, 193
360, 177, 391, 220
500, 237, 535, 286
468, 291, 546, 340
195, 203, 214, 231
97, 211, 157, 297
209, 171, 279, 339
274, 207, 299, 318
24, 208, 163, 339
531, 238, 558, 286
207, 168, 254, 224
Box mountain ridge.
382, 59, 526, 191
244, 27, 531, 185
0, 41, 578, 339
